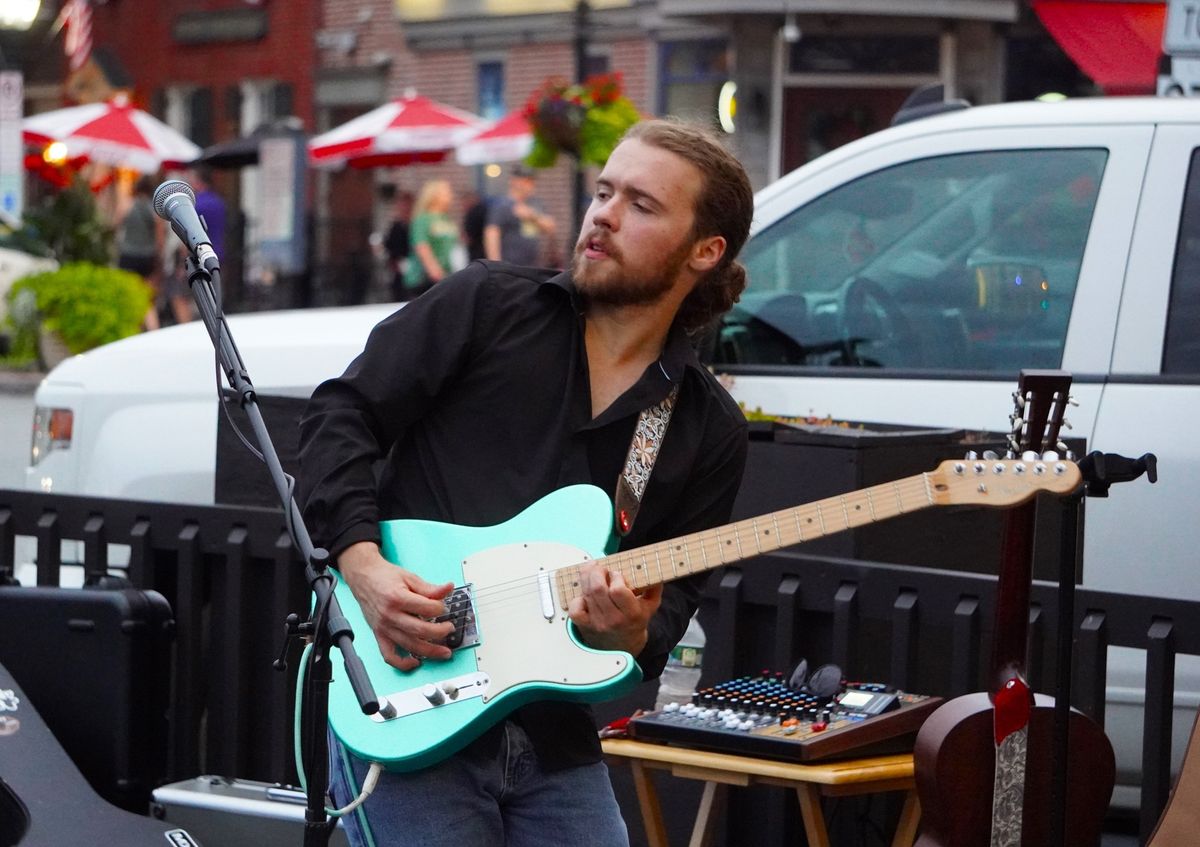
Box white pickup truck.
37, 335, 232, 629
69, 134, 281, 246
22, 96, 1200, 807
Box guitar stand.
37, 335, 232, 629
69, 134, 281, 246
1050, 449, 1157, 847
183, 255, 382, 847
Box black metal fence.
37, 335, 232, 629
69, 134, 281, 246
0, 487, 1195, 843
0, 489, 308, 790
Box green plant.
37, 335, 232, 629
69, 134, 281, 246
22, 177, 114, 264
7, 262, 151, 356
524, 72, 641, 168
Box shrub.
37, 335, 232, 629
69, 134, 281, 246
7, 262, 152, 356
23, 177, 114, 264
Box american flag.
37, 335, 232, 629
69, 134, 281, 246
56, 0, 93, 72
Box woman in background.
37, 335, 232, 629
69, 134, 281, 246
403, 180, 461, 300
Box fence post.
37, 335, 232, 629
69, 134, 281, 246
1075, 610, 1108, 723
35, 510, 60, 586
951, 596, 981, 695
1142, 617, 1177, 842
891, 589, 919, 692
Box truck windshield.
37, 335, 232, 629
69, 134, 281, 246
720, 147, 1107, 372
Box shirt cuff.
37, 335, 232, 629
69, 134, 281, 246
329, 521, 382, 561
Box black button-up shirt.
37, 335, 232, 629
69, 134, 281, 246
297, 261, 747, 768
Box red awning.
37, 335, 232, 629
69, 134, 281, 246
1033, 1, 1166, 95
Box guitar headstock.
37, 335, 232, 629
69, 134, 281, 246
1007, 369, 1074, 459
930, 457, 1082, 507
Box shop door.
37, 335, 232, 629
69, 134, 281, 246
781, 86, 913, 176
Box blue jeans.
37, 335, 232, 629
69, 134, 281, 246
328, 721, 630, 847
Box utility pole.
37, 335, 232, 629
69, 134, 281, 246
572, 0, 589, 235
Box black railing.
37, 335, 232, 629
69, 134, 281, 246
0, 487, 1195, 842
0, 489, 308, 789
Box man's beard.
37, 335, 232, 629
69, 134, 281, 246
571, 231, 694, 309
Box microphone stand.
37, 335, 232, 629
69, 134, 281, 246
181, 255, 381, 847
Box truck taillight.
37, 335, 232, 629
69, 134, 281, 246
31, 407, 73, 466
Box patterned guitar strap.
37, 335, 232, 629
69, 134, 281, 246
614, 384, 681, 536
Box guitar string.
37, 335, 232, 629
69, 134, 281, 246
366, 463, 1073, 630
423, 468, 1067, 619
387, 473, 952, 620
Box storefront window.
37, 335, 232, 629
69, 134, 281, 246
788, 36, 939, 75
478, 61, 505, 120
659, 40, 729, 128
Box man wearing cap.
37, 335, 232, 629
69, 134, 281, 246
484, 165, 557, 265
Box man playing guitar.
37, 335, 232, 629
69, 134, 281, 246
297, 118, 755, 846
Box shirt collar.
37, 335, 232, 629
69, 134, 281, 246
544, 269, 699, 381
549, 271, 702, 429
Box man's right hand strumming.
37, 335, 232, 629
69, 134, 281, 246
337, 540, 456, 671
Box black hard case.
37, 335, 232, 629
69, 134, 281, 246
0, 586, 175, 812
0, 658, 200, 845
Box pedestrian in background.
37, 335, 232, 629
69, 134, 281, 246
116, 175, 164, 330
484, 165, 555, 266
160, 167, 226, 324
403, 180, 461, 300
383, 190, 416, 302
461, 190, 489, 262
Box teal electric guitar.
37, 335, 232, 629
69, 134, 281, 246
326, 457, 1082, 771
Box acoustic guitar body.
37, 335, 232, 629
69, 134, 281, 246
914, 692, 1114, 847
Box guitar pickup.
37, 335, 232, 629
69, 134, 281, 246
434, 585, 480, 650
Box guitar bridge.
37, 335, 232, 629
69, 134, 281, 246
434, 585, 479, 650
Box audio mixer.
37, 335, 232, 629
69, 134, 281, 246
628, 671, 942, 763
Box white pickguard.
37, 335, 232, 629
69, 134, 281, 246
461, 541, 632, 701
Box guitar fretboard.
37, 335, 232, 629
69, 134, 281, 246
555, 471, 937, 608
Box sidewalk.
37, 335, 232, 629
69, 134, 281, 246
0, 367, 44, 395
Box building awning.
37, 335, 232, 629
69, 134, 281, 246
1033, 1, 1166, 95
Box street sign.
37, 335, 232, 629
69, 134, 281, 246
1165, 0, 1200, 57
0, 71, 24, 221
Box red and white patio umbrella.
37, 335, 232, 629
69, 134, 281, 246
22, 95, 201, 172
308, 93, 483, 169
455, 110, 533, 166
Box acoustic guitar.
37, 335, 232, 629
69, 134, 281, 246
914, 372, 1115, 846
317, 441, 1081, 773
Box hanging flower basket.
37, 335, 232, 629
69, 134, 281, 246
523, 72, 640, 168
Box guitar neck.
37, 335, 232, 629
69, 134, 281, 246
556, 471, 940, 609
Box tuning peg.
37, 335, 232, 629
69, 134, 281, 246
1068, 395, 1080, 407
982, 450, 999, 460
1060, 419, 1073, 430
1021, 450, 1040, 462
964, 450, 979, 460
1041, 450, 1060, 461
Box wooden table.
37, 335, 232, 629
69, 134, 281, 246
601, 738, 920, 847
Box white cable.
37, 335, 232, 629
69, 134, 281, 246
326, 762, 383, 818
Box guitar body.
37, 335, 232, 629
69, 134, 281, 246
914, 692, 1114, 847
327, 484, 641, 772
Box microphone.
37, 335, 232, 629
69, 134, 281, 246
153, 180, 219, 271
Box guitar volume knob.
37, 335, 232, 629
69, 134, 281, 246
422, 683, 446, 706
